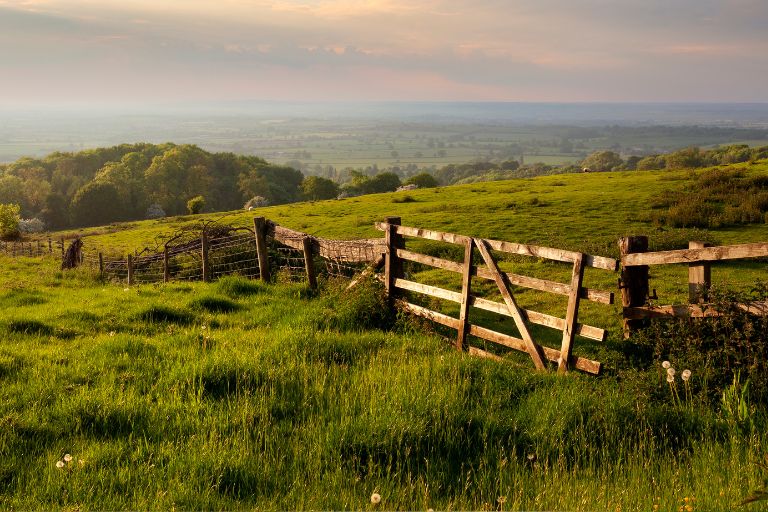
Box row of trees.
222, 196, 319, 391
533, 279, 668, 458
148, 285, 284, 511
580, 145, 768, 172
0, 143, 320, 229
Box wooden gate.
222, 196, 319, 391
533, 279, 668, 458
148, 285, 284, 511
376, 218, 618, 374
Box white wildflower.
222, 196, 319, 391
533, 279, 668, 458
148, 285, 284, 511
56, 460, 65, 468
667, 367, 676, 377
662, 361, 671, 369
371, 493, 381, 505
63, 454, 72, 463
682, 369, 692, 381
666, 374, 674, 383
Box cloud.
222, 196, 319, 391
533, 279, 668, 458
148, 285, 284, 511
0, 0, 766, 103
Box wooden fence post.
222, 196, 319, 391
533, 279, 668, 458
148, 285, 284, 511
456, 238, 474, 351
201, 230, 210, 282
619, 236, 649, 338
60, 238, 65, 258
98, 253, 104, 279
302, 236, 318, 289
36, 241, 41, 255
384, 216, 402, 299
48, 239, 52, 254
688, 241, 711, 303
163, 244, 170, 283
253, 217, 270, 282
127, 254, 134, 286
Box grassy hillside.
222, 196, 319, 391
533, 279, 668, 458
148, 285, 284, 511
3, 162, 768, 509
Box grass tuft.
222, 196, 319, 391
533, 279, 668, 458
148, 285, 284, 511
138, 305, 194, 325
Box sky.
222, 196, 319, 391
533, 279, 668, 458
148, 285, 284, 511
1, 0, 767, 106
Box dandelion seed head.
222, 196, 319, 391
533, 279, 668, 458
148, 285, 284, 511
63, 454, 72, 463
370, 492, 381, 505
56, 460, 65, 468
666, 374, 674, 383
662, 360, 671, 369
667, 367, 676, 377
682, 369, 692, 381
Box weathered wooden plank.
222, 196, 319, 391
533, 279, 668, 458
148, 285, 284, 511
468, 324, 601, 374
394, 278, 462, 303
377, 223, 617, 270
474, 238, 548, 371
396, 249, 464, 272
456, 239, 474, 351
395, 248, 612, 304
558, 253, 584, 373
374, 222, 471, 245
398, 301, 463, 329
468, 346, 503, 361
346, 254, 385, 291
624, 301, 768, 319
470, 296, 605, 341
483, 238, 618, 271
622, 241, 768, 267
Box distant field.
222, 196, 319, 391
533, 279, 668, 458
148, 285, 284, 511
3, 113, 767, 170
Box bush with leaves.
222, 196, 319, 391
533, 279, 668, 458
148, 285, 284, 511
187, 195, 206, 215
0, 203, 21, 239
631, 284, 768, 405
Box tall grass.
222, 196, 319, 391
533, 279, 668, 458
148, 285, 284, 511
0, 256, 765, 509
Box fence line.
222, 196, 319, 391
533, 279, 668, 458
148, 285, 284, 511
619, 237, 768, 337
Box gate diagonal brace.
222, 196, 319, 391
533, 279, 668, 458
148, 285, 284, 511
473, 238, 548, 371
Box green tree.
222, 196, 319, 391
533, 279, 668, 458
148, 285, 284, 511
238, 160, 304, 205
581, 151, 624, 172
144, 145, 214, 215
404, 172, 438, 188
70, 182, 124, 227
0, 203, 20, 239
302, 176, 339, 201
187, 195, 206, 214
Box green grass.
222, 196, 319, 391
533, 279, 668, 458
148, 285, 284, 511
5, 162, 768, 509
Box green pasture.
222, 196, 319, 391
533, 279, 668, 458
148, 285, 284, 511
4, 160, 768, 509
0, 256, 765, 510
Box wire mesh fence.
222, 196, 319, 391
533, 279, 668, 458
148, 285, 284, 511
61, 218, 386, 287
0, 239, 61, 258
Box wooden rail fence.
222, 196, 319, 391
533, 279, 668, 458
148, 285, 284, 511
619, 236, 768, 336
375, 218, 618, 374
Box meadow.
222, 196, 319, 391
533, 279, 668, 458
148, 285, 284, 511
4, 161, 768, 509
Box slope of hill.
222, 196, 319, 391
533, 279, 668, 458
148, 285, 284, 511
2, 160, 767, 509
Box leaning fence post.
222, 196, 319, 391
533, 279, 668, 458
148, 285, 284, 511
98, 252, 104, 279
302, 236, 318, 289
384, 216, 403, 299
201, 230, 210, 282
619, 236, 649, 338
163, 244, 170, 283
253, 217, 270, 282
127, 254, 134, 286
688, 241, 711, 303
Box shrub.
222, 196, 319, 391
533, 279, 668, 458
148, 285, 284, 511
18, 218, 45, 233
0, 203, 20, 240
186, 195, 205, 215
146, 203, 166, 219
243, 196, 269, 210
632, 284, 768, 405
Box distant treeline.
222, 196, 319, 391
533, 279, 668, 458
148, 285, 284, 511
0, 143, 315, 230
2, 142, 767, 231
